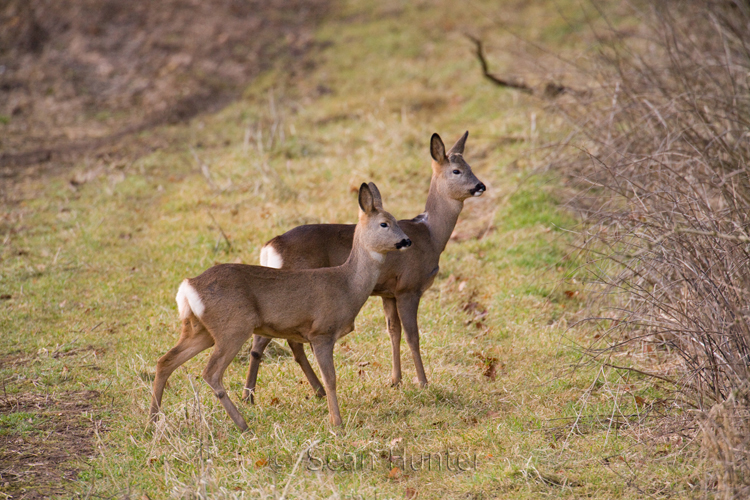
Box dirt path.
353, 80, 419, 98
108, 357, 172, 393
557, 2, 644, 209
0, 0, 329, 186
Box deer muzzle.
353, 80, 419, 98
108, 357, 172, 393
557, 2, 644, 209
395, 238, 412, 250
470, 182, 486, 197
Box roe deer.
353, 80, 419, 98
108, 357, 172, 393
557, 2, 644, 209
149, 183, 411, 430
243, 132, 485, 402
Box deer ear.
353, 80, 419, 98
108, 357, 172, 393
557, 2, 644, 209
430, 133, 446, 163
358, 183, 375, 214
448, 131, 469, 156
367, 182, 383, 210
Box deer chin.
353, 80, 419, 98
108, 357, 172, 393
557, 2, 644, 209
369, 250, 386, 263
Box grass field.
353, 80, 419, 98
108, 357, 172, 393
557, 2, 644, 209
0, 0, 703, 498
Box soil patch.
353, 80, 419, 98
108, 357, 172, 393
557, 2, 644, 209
0, 390, 100, 499
0, 0, 329, 186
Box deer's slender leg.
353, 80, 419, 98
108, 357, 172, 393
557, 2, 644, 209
203, 330, 252, 432
243, 336, 325, 403
242, 334, 272, 403
396, 293, 428, 387
288, 341, 326, 398
150, 318, 214, 422
382, 296, 403, 386
310, 337, 341, 426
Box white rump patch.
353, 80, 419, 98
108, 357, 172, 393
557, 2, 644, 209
260, 244, 284, 269
176, 279, 205, 320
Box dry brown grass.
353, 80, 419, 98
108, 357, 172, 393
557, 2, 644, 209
557, 1, 750, 496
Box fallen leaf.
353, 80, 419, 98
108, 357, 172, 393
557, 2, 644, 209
255, 458, 268, 467
405, 487, 418, 498
388, 467, 402, 480
462, 301, 479, 312
269, 397, 280, 406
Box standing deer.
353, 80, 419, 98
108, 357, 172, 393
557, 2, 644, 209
149, 183, 411, 430
243, 132, 485, 403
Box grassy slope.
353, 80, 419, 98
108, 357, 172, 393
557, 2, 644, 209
0, 0, 700, 498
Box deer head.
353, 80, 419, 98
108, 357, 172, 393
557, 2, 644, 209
430, 131, 486, 201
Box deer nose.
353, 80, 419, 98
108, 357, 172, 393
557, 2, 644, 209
471, 182, 486, 196
396, 238, 411, 250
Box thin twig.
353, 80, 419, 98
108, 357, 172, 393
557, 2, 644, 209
465, 34, 533, 94
208, 211, 232, 251
603, 363, 677, 385
673, 227, 750, 244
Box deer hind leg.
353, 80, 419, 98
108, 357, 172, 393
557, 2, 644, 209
396, 293, 428, 387
310, 337, 342, 426
242, 334, 272, 403
288, 341, 326, 398
382, 297, 403, 386
150, 318, 214, 422
202, 329, 252, 431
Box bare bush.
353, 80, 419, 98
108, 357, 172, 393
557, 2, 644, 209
559, 1, 750, 496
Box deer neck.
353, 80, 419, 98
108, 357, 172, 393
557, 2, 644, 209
424, 177, 464, 252
340, 228, 385, 305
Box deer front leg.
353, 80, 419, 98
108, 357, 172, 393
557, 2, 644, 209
382, 297, 403, 386
242, 334, 272, 403
396, 293, 428, 387
288, 341, 326, 398
310, 337, 342, 426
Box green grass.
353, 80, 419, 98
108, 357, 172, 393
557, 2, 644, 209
0, 0, 703, 498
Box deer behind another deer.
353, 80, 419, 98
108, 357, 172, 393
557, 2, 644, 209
243, 132, 485, 401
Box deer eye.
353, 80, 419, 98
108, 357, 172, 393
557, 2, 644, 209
452, 169, 461, 175
380, 222, 388, 228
